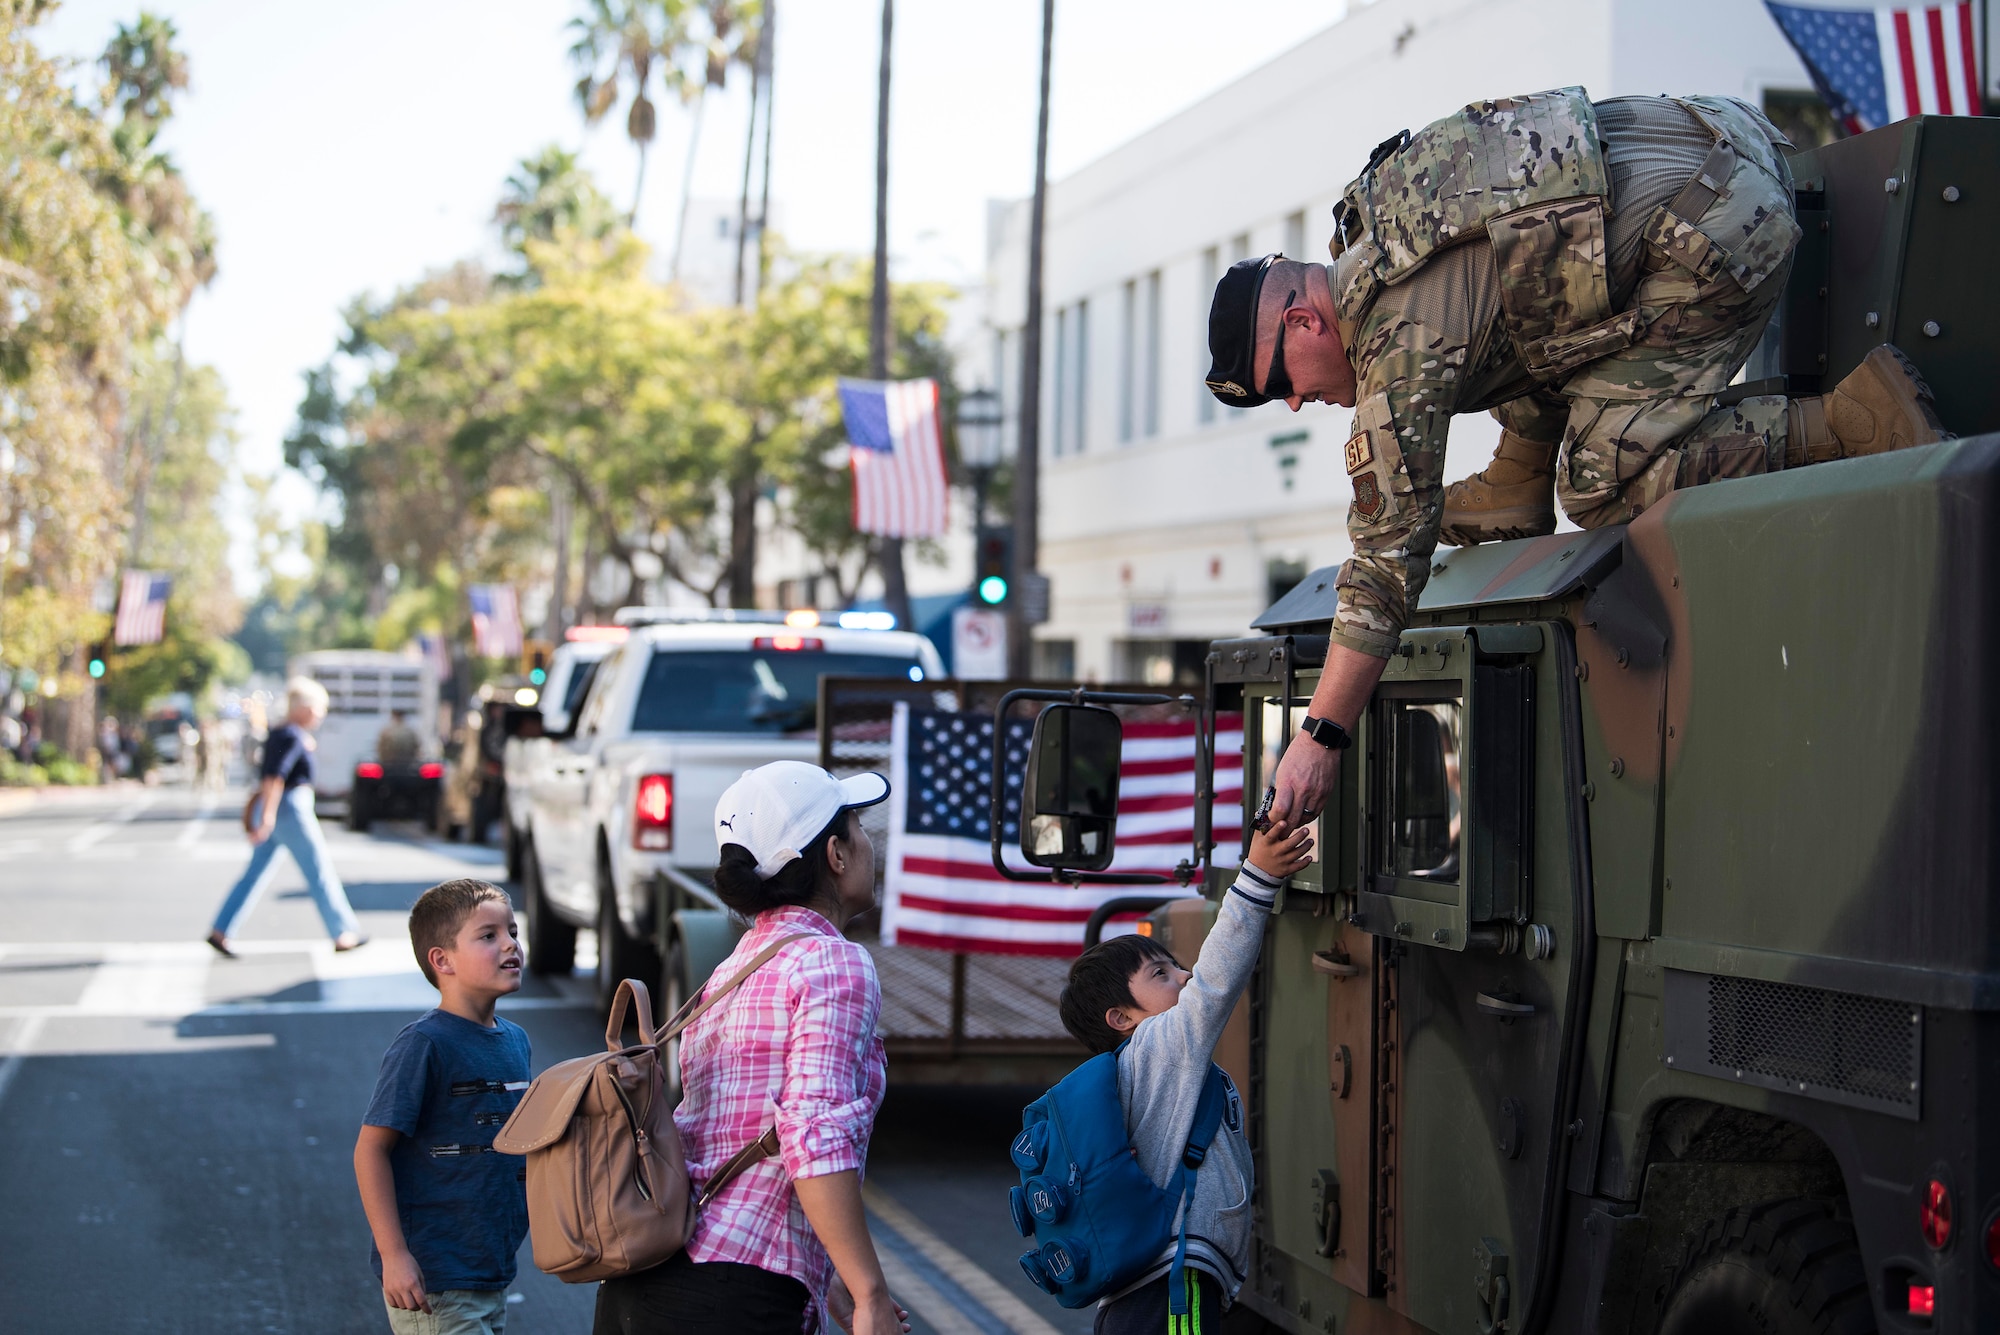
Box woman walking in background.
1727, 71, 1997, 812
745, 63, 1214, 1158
594, 761, 909, 1335
206, 677, 366, 956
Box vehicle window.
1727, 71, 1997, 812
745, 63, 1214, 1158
562, 659, 602, 720
1379, 700, 1462, 881
578, 650, 623, 736
630, 650, 922, 734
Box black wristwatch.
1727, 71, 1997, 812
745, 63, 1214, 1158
1300, 715, 1352, 751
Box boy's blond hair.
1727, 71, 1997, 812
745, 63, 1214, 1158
409, 879, 512, 986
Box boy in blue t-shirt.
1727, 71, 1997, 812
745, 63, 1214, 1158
355, 879, 530, 1334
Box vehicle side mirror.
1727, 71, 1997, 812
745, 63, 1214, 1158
1019, 704, 1123, 872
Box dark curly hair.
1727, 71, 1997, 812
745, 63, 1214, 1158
713, 808, 857, 916
1057, 933, 1180, 1054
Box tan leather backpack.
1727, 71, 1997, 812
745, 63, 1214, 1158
493, 935, 805, 1283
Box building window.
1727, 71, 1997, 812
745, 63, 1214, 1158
1198, 247, 1219, 425
1033, 638, 1076, 681
1284, 210, 1305, 259
1266, 558, 1309, 610
1143, 270, 1161, 438
1119, 278, 1137, 444
1070, 298, 1089, 454
1053, 307, 1069, 457
1117, 639, 1210, 688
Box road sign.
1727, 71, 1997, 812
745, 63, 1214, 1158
951, 606, 1009, 680
1015, 572, 1051, 627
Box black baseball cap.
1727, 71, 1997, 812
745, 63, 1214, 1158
1205, 254, 1282, 408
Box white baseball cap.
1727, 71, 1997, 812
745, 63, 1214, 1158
714, 761, 890, 880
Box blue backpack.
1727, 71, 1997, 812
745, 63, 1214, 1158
1008, 1045, 1229, 1314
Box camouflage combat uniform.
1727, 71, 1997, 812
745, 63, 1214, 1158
1327, 88, 1800, 659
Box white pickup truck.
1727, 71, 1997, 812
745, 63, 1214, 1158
500, 634, 622, 882
518, 618, 943, 1012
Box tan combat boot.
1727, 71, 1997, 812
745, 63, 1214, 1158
1786, 344, 1950, 466
1439, 430, 1559, 546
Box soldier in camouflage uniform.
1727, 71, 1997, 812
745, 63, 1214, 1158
1202, 87, 1950, 826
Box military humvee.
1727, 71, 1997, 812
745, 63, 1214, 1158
1028, 114, 2000, 1333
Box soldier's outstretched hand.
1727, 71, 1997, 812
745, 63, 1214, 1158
1272, 736, 1338, 830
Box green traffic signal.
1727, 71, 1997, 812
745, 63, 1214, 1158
88, 658, 106, 679
529, 667, 547, 685
978, 575, 1008, 605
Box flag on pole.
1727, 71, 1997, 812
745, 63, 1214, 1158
1765, 1, 1987, 133
839, 377, 950, 538
112, 571, 171, 646
468, 585, 523, 659
880, 705, 1245, 956
416, 632, 453, 684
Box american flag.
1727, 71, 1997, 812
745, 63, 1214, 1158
416, 632, 453, 684
1766, 1, 1987, 133
880, 704, 1245, 956
468, 585, 523, 659
112, 570, 171, 646
839, 377, 950, 539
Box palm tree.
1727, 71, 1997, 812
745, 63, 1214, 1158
494, 145, 619, 261
568, 0, 691, 226
667, 1, 761, 283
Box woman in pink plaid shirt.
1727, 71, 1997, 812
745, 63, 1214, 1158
594, 762, 910, 1335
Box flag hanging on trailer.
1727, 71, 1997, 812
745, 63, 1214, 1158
468, 585, 523, 659
1765, 1, 1987, 133
880, 704, 1244, 956
839, 377, 950, 538
112, 570, 171, 646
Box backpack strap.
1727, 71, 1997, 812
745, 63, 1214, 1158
657, 932, 814, 1045
1167, 1066, 1231, 1318
697, 1125, 781, 1209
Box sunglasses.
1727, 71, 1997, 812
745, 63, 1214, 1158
1263, 288, 1297, 402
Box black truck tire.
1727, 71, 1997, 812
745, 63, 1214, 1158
596, 856, 662, 1020
1656, 1198, 1875, 1335
521, 841, 576, 976
347, 795, 371, 833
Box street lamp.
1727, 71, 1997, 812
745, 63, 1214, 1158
956, 388, 1007, 604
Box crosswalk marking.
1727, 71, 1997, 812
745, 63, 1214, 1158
74, 943, 213, 1016
174, 791, 219, 847
64, 793, 156, 853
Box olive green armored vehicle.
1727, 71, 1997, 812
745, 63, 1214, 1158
1030, 114, 2000, 1334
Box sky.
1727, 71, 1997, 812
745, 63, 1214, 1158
33, 0, 1360, 590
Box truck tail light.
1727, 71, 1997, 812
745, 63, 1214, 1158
752, 635, 821, 652
634, 774, 673, 850
418, 762, 444, 779
1907, 1283, 1935, 1317
355, 762, 384, 779
1986, 1210, 2000, 1271
1923, 1179, 1953, 1250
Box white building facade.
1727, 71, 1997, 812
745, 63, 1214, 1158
984, 0, 1818, 685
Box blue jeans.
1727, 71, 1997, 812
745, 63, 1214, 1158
211, 785, 361, 940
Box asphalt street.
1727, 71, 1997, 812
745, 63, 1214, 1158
0, 783, 1093, 1335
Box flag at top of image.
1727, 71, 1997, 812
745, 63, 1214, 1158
113, 570, 171, 646
1765, 1, 1987, 133
839, 377, 950, 539
468, 585, 522, 660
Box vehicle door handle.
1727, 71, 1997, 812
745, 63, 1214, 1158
1476, 992, 1536, 1018
1312, 950, 1361, 979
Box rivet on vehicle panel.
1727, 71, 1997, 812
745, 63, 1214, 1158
1582, 782, 1596, 801
1616, 647, 1630, 667
1432, 928, 1449, 943
1924, 320, 1942, 337
1866, 311, 1880, 328
1666, 725, 1676, 739
1666, 1055, 1674, 1065
1885, 176, 1900, 193
1943, 185, 1961, 202
1610, 757, 1625, 778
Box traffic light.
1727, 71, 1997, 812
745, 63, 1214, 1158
521, 639, 553, 686
975, 526, 1013, 606
86, 643, 108, 680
